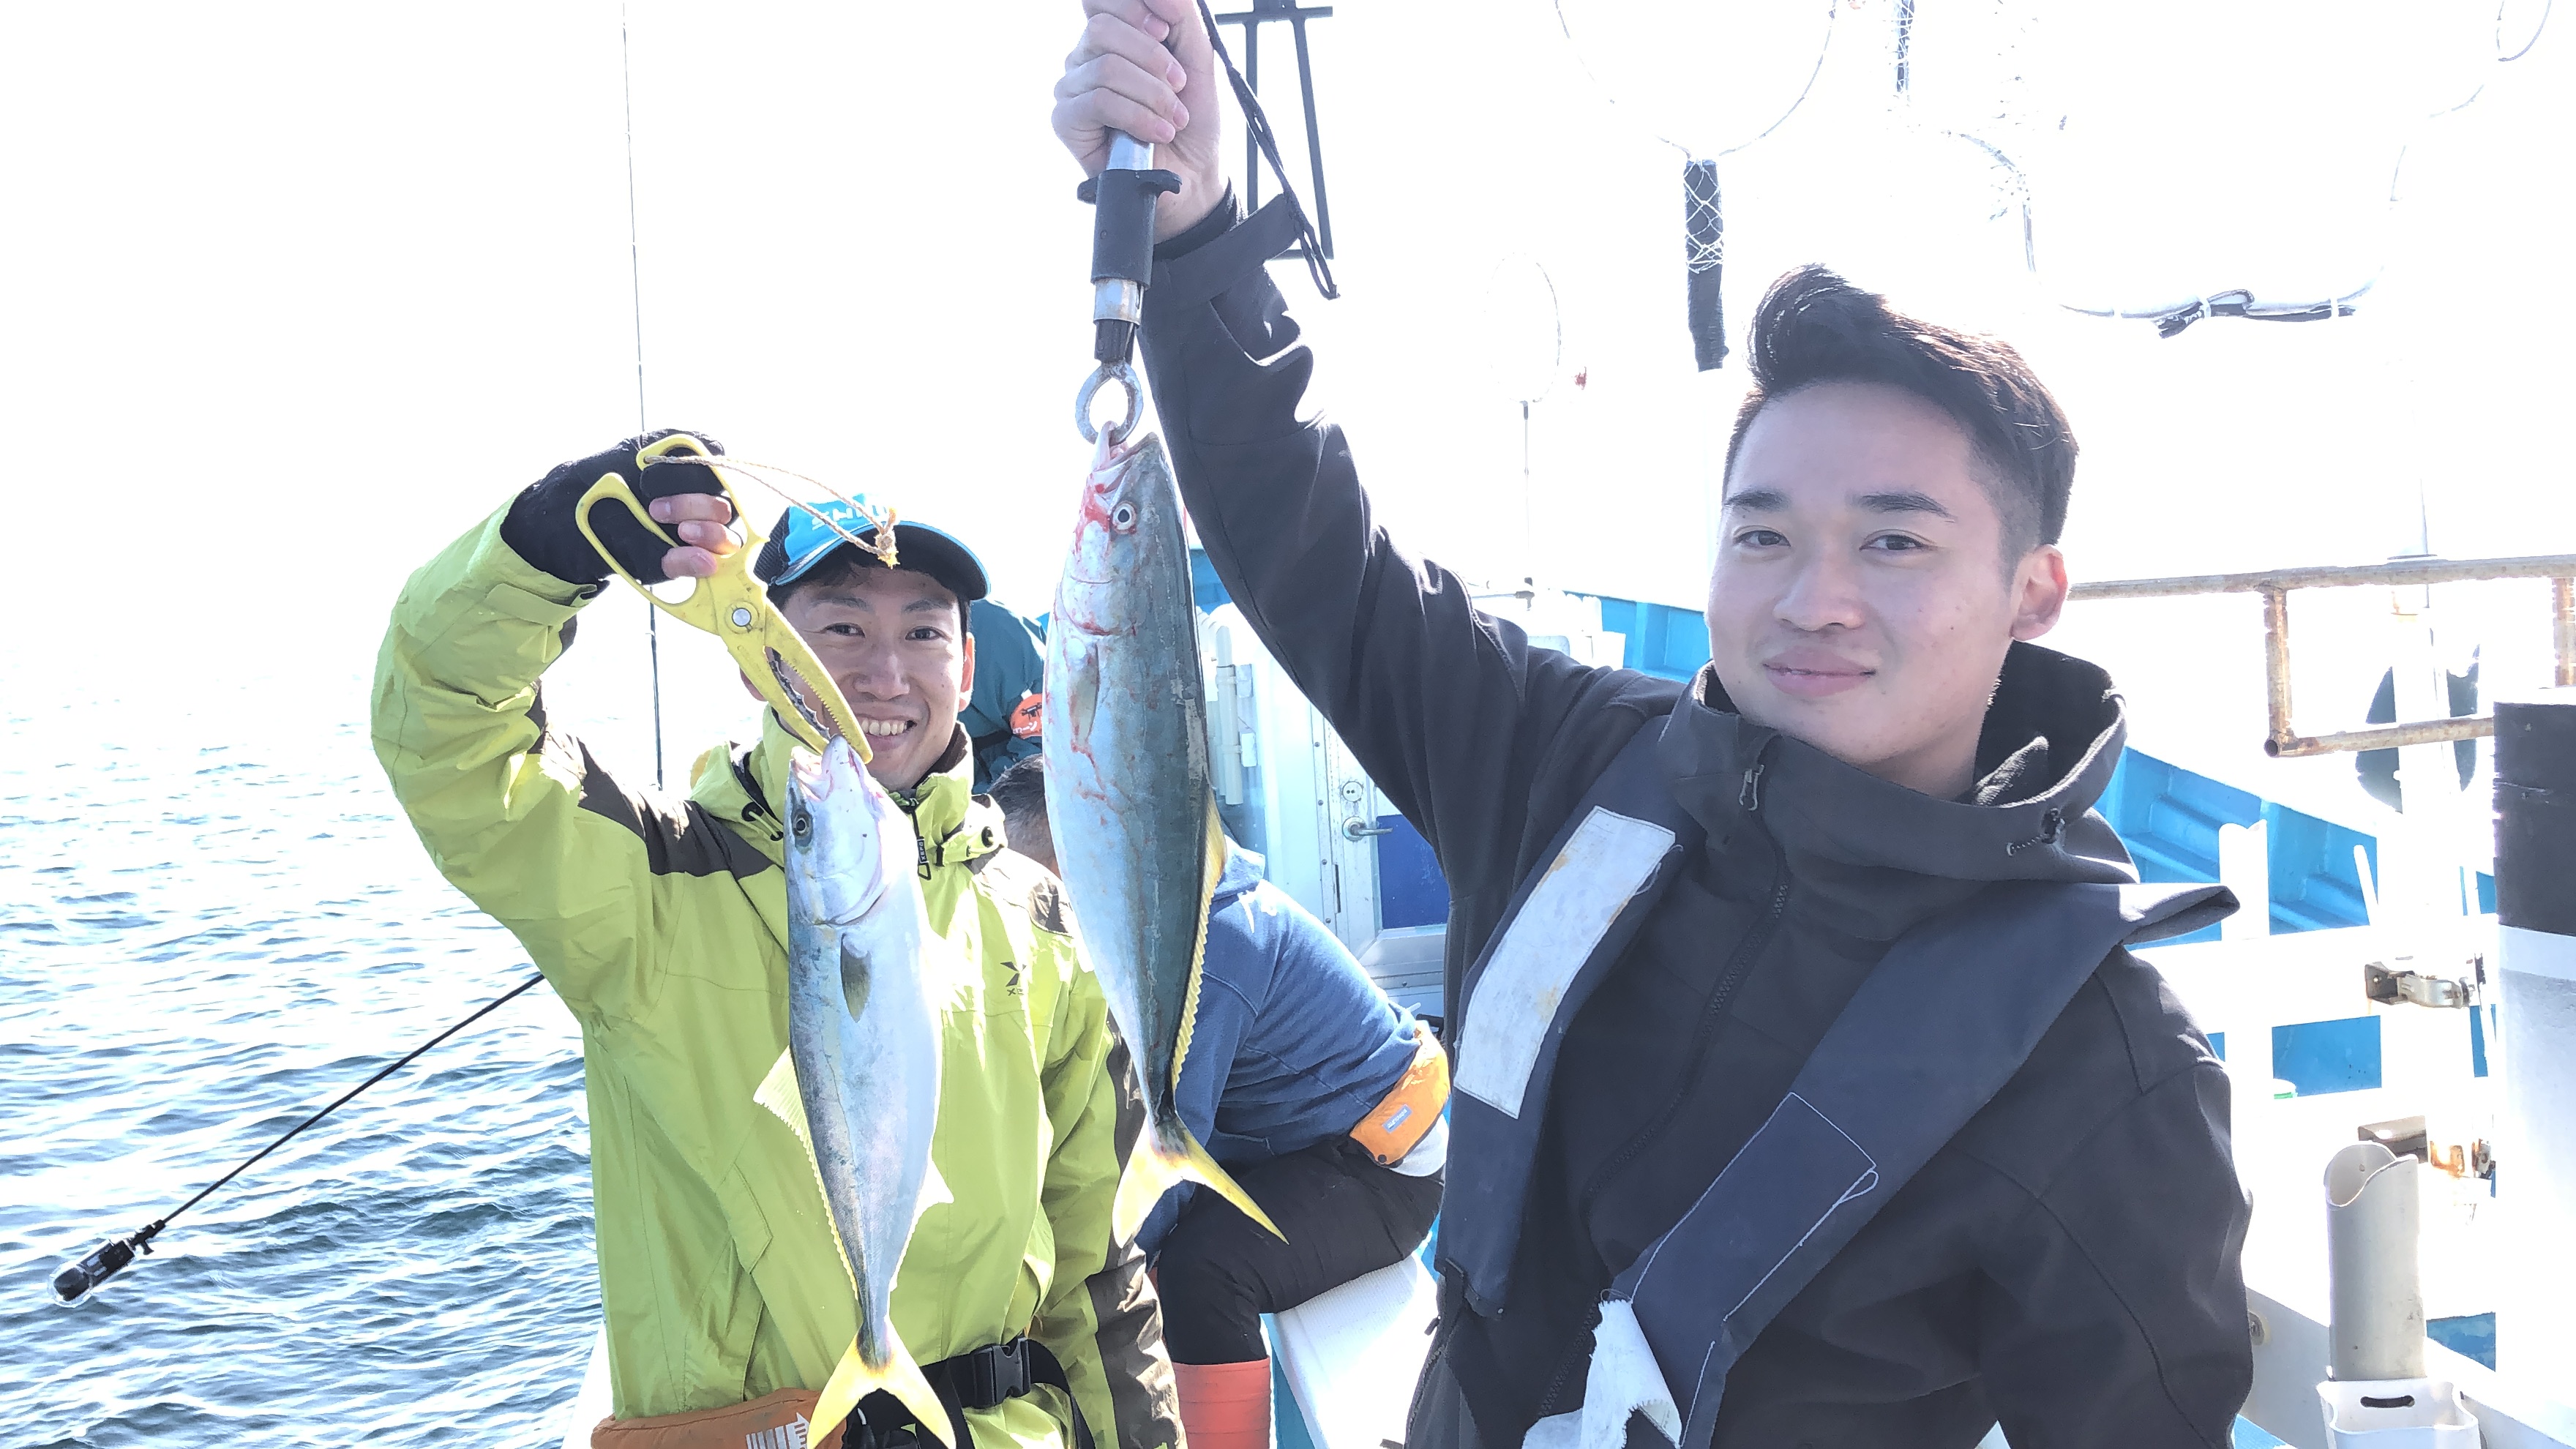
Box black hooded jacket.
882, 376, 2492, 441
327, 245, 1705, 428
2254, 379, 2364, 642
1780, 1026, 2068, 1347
1138, 200, 2252, 1448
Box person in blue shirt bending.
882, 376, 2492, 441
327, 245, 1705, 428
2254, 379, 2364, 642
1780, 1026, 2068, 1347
961, 598, 1048, 792
990, 755, 1448, 1449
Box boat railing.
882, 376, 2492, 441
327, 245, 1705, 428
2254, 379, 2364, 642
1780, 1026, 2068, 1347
2069, 555, 2576, 759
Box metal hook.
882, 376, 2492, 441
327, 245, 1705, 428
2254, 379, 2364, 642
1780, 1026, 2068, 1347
1077, 362, 1142, 445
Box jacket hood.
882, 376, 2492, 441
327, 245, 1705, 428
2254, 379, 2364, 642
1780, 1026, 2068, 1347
1660, 640, 2137, 893
1212, 844, 1267, 906
689, 712, 1003, 869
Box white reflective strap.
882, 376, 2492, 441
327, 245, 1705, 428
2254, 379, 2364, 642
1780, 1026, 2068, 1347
1456, 809, 1677, 1119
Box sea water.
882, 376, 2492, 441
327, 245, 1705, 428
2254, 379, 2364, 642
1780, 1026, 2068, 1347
1, 648, 602, 1448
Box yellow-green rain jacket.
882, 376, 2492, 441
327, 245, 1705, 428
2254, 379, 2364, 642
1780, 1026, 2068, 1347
371, 507, 1176, 1449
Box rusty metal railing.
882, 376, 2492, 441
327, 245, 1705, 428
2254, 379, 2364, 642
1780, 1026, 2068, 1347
2067, 553, 2576, 758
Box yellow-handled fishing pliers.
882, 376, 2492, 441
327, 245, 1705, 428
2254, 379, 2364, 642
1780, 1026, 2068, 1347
574, 433, 870, 760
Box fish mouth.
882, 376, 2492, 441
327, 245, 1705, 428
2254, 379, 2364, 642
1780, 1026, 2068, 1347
768, 650, 839, 743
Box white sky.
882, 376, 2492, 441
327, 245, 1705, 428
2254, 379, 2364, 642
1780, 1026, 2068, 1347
4, 0, 2569, 824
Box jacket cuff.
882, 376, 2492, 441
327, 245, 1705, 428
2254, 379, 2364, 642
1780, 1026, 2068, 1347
465, 503, 601, 618
1153, 184, 1240, 262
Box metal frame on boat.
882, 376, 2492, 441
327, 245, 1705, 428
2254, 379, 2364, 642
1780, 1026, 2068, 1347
2069, 555, 2576, 757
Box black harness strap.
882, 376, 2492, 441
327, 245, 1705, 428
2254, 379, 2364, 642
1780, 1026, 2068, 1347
1603, 878, 2227, 1449
848, 1337, 1094, 1449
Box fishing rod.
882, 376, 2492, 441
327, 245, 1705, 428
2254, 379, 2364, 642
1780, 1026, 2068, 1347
48, 970, 547, 1306
621, 1, 665, 787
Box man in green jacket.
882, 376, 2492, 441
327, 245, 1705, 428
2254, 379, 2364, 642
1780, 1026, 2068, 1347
372, 434, 1177, 1449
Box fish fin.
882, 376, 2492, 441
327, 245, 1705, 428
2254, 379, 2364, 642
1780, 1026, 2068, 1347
754, 1050, 812, 1152
813, 1335, 954, 1449
754, 1052, 859, 1295
1166, 794, 1228, 1108
1062, 638, 1099, 750
1114, 1128, 1285, 1244
1113, 801, 1278, 1243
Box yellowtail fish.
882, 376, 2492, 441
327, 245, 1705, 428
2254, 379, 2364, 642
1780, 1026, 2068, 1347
759, 735, 953, 1443
1042, 433, 1281, 1243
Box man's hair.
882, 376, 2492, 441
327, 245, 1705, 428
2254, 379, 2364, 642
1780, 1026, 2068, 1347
988, 755, 1049, 843
1723, 265, 2077, 555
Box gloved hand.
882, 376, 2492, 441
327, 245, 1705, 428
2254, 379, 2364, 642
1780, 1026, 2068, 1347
500, 428, 731, 585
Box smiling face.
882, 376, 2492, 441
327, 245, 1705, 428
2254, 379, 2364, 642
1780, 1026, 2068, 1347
1707, 381, 2070, 799
766, 566, 976, 793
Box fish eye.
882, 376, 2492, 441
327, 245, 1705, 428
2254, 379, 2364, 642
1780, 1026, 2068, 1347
790, 808, 812, 843
1111, 502, 1136, 530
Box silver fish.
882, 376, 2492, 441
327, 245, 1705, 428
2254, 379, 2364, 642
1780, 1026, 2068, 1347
771, 735, 951, 1442
1043, 433, 1279, 1242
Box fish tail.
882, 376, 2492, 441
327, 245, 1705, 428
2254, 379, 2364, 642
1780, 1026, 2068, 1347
813, 1333, 954, 1449
1114, 1128, 1286, 1244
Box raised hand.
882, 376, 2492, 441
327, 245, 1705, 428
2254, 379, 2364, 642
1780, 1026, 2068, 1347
1052, 0, 1225, 240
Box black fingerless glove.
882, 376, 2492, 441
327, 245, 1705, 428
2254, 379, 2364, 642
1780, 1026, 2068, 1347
500, 428, 729, 586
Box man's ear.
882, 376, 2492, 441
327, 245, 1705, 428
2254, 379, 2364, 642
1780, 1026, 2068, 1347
957, 621, 977, 697
2011, 544, 2071, 642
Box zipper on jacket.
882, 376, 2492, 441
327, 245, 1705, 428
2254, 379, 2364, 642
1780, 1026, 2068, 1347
1532, 1301, 1607, 1423
730, 751, 784, 842
1538, 734, 1787, 1421
888, 788, 935, 879
2004, 805, 2067, 856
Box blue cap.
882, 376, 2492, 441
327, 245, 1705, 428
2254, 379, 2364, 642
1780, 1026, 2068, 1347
753, 496, 989, 602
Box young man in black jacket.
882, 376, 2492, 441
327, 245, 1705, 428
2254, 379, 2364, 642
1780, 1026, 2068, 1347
1052, 6, 2253, 1445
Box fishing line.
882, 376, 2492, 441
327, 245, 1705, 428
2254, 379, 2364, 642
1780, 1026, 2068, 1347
1929, 2, 2521, 336
49, 972, 548, 1306
1549, 0, 1838, 161
2497, 0, 2551, 61
620, 1, 665, 789
641, 452, 903, 568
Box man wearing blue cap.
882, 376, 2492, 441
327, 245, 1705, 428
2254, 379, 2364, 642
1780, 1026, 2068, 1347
372, 433, 1178, 1449
763, 499, 1052, 794
750, 494, 1004, 793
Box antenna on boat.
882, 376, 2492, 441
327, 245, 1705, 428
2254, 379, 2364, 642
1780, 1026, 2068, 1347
46, 972, 547, 1306
621, 1, 665, 787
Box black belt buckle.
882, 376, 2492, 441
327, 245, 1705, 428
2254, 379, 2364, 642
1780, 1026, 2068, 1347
958, 1336, 1036, 1409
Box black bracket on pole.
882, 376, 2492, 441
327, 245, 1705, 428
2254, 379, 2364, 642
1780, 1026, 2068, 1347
1212, 0, 1337, 261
